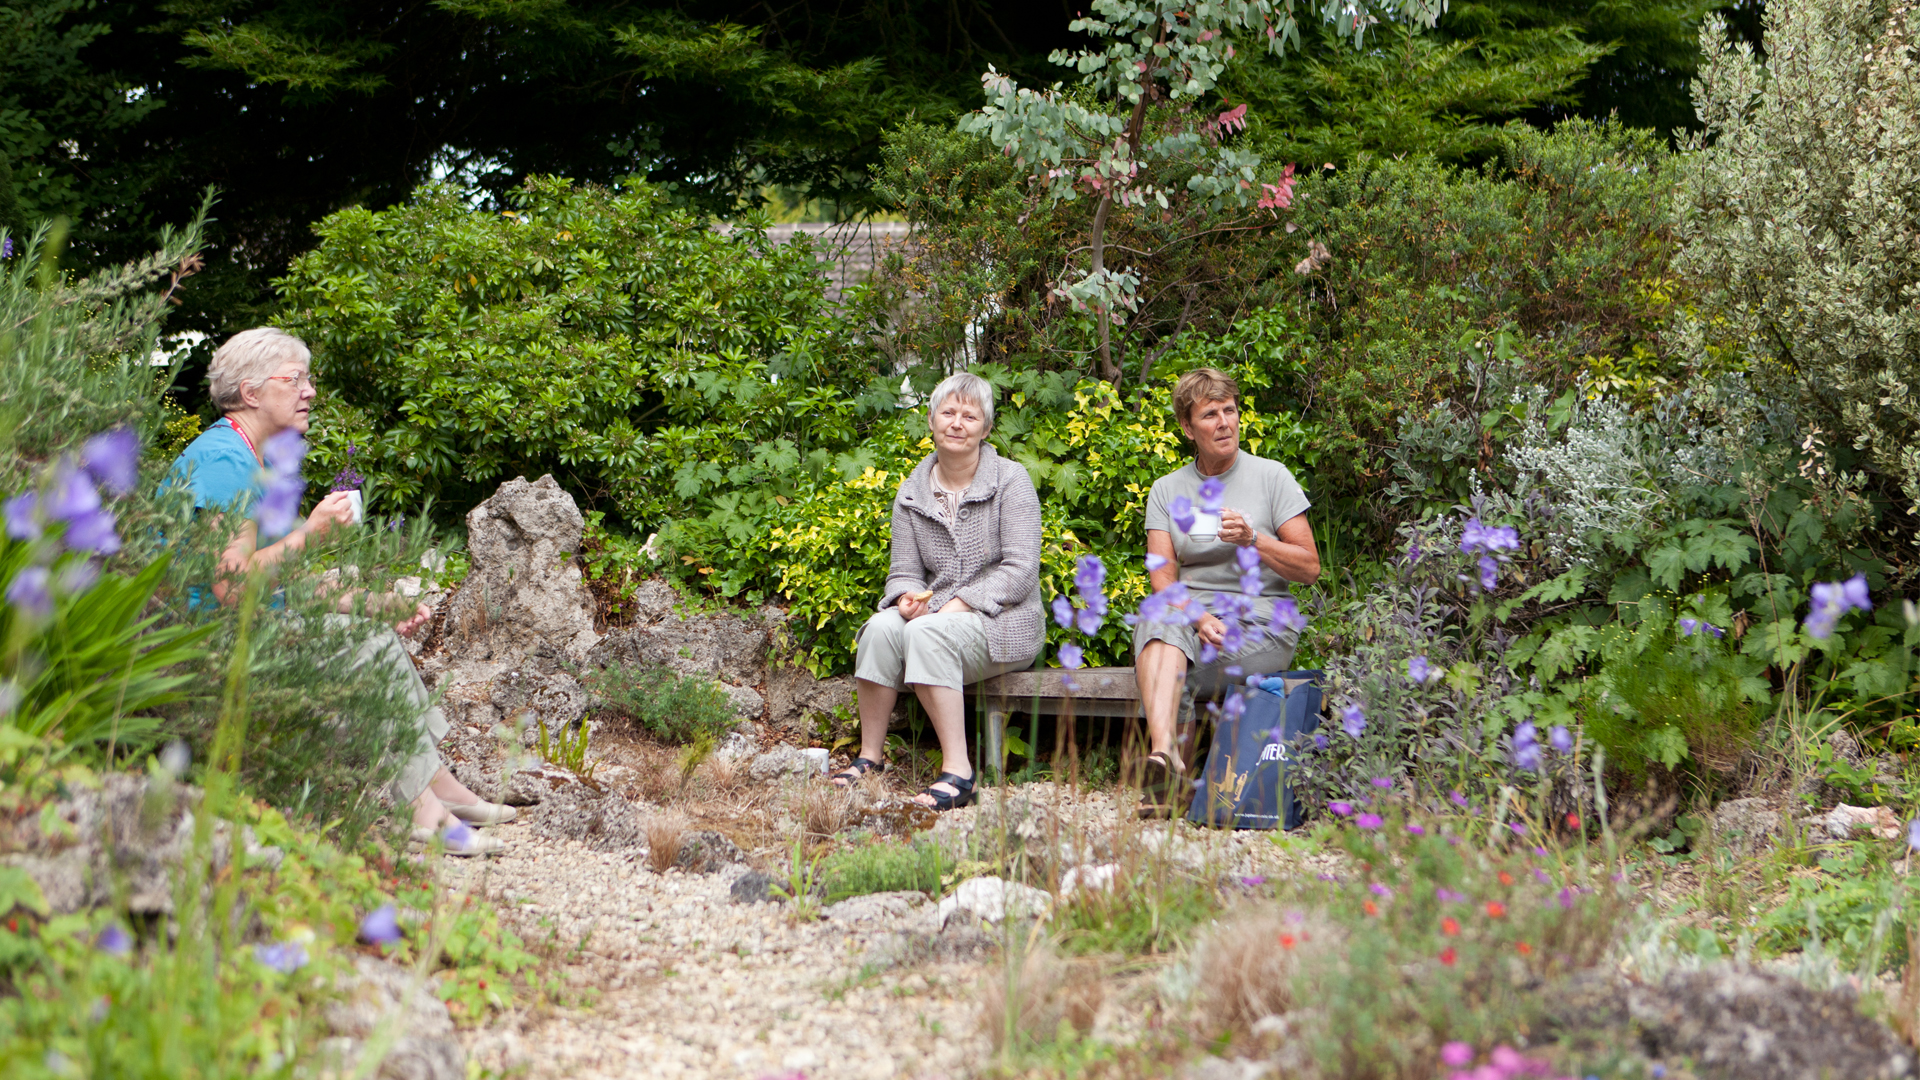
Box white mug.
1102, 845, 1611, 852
344, 489, 364, 525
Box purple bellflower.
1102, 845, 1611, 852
1052, 595, 1074, 630
43, 464, 100, 523
358, 903, 403, 946
1169, 495, 1196, 534
6, 565, 52, 617
1198, 475, 1226, 515
1806, 574, 1872, 639
258, 430, 309, 538
4, 492, 40, 540
81, 428, 140, 497
1058, 642, 1084, 669
1341, 704, 1366, 738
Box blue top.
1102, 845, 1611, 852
165, 419, 293, 544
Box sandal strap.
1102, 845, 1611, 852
831, 756, 885, 785
932, 772, 974, 793
920, 772, 975, 811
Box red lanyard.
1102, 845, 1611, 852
224, 417, 261, 464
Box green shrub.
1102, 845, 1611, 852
819, 838, 954, 902
276, 175, 874, 529
1678, 0, 1920, 519
578, 661, 736, 744
1585, 625, 1768, 779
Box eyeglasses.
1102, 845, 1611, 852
266, 373, 315, 390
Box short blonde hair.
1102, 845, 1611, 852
927, 372, 995, 432
1173, 367, 1240, 427
208, 328, 310, 412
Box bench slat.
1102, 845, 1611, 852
983, 666, 1137, 701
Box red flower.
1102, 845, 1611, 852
1441, 917, 1460, 936
1566, 812, 1582, 828
1498, 871, 1514, 887
1439, 946, 1457, 966
1279, 933, 1296, 950
1486, 901, 1507, 918
1516, 942, 1533, 956
1364, 900, 1379, 917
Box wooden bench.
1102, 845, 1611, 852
978, 667, 1141, 782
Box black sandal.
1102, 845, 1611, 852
916, 772, 975, 811
830, 756, 885, 788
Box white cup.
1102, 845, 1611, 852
344, 489, 364, 525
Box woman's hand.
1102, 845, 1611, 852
1197, 613, 1227, 647
1219, 508, 1257, 546
898, 591, 931, 621
394, 602, 434, 638
303, 490, 357, 540
938, 596, 973, 615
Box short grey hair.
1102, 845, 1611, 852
208, 327, 310, 412
927, 372, 995, 432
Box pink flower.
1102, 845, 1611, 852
1440, 1042, 1474, 1067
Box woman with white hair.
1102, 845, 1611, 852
829, 372, 1043, 810
168, 328, 515, 854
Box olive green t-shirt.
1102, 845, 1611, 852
1142, 452, 1310, 622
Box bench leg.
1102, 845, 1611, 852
985, 709, 1007, 786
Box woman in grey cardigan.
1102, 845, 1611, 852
831, 372, 1043, 810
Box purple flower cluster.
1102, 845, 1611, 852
1512, 722, 1542, 771
1340, 704, 1366, 738
1459, 516, 1521, 591
1804, 573, 1871, 639
4, 427, 140, 617
330, 442, 365, 492
1678, 617, 1724, 639
1052, 555, 1109, 671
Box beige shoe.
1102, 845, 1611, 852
443, 800, 518, 825
409, 824, 507, 857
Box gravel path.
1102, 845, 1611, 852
459, 825, 995, 1080
443, 725, 1332, 1080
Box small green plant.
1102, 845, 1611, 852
1053, 876, 1220, 958
770, 835, 826, 921
819, 838, 954, 902
575, 661, 736, 744
1753, 840, 1905, 976
535, 716, 598, 781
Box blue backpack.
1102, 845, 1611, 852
1187, 670, 1324, 830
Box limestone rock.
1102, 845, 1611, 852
716, 731, 759, 762
1821, 802, 1901, 841
748, 746, 811, 783
1709, 797, 1785, 858
321, 956, 464, 1080
931, 876, 1052, 927
672, 830, 745, 873
441, 475, 599, 667
730, 870, 780, 904
718, 682, 766, 722
1060, 863, 1119, 899
822, 891, 928, 925
489, 671, 588, 732
498, 760, 586, 807
1548, 964, 1913, 1080
765, 664, 856, 735
0, 774, 273, 916
587, 609, 772, 689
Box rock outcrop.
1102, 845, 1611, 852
439, 474, 599, 676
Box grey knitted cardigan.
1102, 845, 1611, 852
880, 444, 1044, 664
